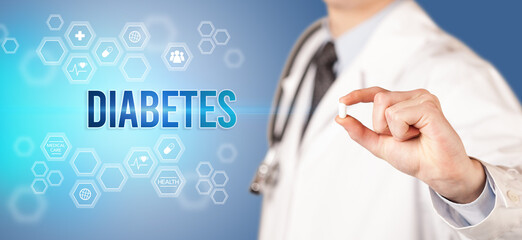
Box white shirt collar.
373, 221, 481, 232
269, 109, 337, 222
323, 0, 402, 74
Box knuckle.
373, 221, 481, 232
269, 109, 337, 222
373, 121, 387, 133
370, 86, 385, 92
431, 94, 440, 105
421, 101, 439, 113
418, 93, 435, 104
385, 107, 396, 119
414, 88, 430, 95
373, 92, 387, 104
392, 111, 402, 121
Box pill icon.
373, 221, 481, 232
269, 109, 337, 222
163, 143, 175, 154
338, 102, 349, 118
101, 47, 113, 58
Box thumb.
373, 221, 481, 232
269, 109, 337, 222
335, 115, 383, 158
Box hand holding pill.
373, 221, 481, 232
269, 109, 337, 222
335, 87, 486, 204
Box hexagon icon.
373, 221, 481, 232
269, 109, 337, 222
119, 22, 150, 50
120, 54, 150, 82
31, 161, 49, 177
13, 136, 35, 157
65, 21, 96, 50
154, 134, 185, 163
213, 29, 230, 46
124, 147, 158, 178
196, 179, 213, 195
40, 132, 71, 161
162, 42, 193, 71
211, 170, 229, 187
2, 38, 19, 54
63, 53, 96, 84
36, 37, 68, 65
97, 163, 128, 192
46, 170, 64, 186
217, 143, 238, 163
70, 180, 101, 208
31, 179, 48, 195
198, 38, 215, 55
8, 186, 47, 223
224, 48, 245, 69
46, 14, 64, 31
198, 21, 215, 37
92, 38, 123, 66
70, 148, 101, 177
196, 162, 213, 178
151, 166, 185, 198
211, 188, 228, 205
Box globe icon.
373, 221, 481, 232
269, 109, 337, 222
79, 188, 92, 201
128, 31, 142, 43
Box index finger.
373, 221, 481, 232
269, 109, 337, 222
339, 87, 389, 106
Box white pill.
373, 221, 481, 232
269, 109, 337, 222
338, 102, 347, 118
163, 143, 175, 154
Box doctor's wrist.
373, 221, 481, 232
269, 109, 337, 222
430, 157, 487, 204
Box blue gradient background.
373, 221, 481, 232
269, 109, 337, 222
1, 0, 521, 239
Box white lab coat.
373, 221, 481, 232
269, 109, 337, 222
259, 1, 522, 239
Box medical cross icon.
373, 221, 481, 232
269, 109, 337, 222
75, 31, 85, 41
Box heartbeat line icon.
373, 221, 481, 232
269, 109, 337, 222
68, 62, 88, 76
130, 156, 149, 170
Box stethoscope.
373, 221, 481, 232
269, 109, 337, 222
250, 20, 323, 195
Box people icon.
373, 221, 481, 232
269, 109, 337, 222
169, 50, 185, 64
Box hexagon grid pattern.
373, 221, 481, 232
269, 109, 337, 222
196, 162, 214, 178
97, 164, 128, 192
70, 148, 101, 177
194, 161, 230, 205
46, 170, 64, 186
37, 37, 68, 65
32, 161, 49, 177
120, 54, 150, 82
196, 21, 231, 55
31, 179, 48, 194
46, 14, 64, 31
2, 37, 19, 54
196, 179, 213, 195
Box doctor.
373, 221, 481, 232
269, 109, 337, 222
253, 0, 522, 239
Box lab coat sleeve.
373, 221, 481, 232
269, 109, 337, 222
430, 167, 496, 227
419, 48, 522, 239
430, 162, 522, 240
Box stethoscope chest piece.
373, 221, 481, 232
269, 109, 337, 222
250, 146, 280, 194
